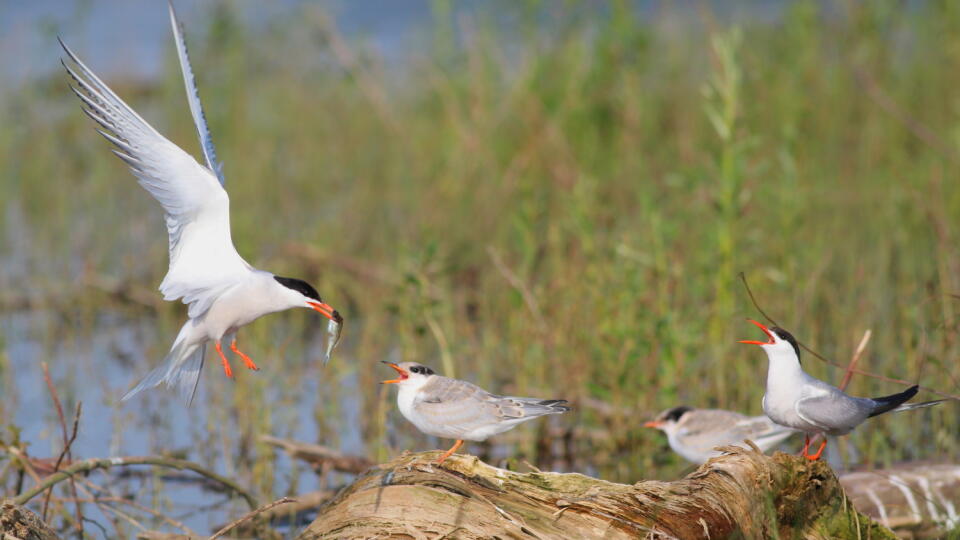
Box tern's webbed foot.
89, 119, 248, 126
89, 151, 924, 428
230, 340, 259, 371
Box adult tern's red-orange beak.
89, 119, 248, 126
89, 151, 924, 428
307, 301, 336, 320
643, 420, 662, 428
380, 361, 408, 384
738, 319, 776, 345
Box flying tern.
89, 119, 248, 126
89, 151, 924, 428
644, 406, 798, 464
739, 319, 941, 460
60, 2, 341, 404
381, 362, 570, 464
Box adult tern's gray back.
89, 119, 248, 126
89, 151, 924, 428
739, 319, 942, 460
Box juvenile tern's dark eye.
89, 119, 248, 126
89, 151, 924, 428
411, 366, 421, 374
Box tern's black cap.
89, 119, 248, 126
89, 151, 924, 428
663, 406, 693, 422
274, 276, 321, 302
771, 327, 801, 362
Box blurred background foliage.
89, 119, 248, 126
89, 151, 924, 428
1, 0, 959, 532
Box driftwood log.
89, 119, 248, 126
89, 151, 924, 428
840, 463, 960, 538
299, 445, 896, 539
0, 501, 59, 540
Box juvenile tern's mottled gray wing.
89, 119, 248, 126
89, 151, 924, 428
168, 1, 223, 185
678, 410, 794, 454
60, 38, 249, 318
414, 377, 566, 437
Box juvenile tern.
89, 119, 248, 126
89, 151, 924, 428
739, 320, 942, 460
644, 406, 798, 464
381, 362, 570, 464
60, 2, 341, 404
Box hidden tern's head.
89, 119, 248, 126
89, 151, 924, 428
738, 319, 801, 363
381, 361, 436, 389
643, 405, 692, 433
274, 276, 338, 321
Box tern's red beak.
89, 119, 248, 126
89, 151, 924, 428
307, 301, 337, 320
643, 420, 662, 428
738, 319, 776, 345
381, 362, 408, 384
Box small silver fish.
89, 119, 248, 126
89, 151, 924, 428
324, 310, 343, 365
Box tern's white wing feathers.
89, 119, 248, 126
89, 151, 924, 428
60, 38, 249, 317
168, 1, 224, 185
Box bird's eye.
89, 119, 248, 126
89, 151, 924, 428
411, 367, 420, 374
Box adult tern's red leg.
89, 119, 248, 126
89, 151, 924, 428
215, 342, 233, 378
800, 434, 811, 456
230, 338, 259, 371
806, 438, 827, 461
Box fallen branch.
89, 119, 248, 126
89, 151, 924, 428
12, 457, 258, 511
261, 435, 373, 475
299, 446, 895, 539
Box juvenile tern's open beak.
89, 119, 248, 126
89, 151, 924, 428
738, 319, 776, 345
380, 361, 408, 384
643, 420, 662, 428
308, 301, 337, 320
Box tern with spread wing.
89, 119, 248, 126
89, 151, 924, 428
644, 406, 798, 464
382, 362, 570, 464
739, 320, 941, 460
60, 2, 341, 404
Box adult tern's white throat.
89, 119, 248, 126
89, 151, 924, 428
60, 2, 341, 404
644, 406, 798, 464
739, 319, 941, 460
382, 362, 570, 464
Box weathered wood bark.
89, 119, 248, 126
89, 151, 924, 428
299, 445, 897, 539
0, 501, 60, 540
840, 463, 960, 538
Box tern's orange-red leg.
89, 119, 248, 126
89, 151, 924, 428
435, 439, 464, 465
805, 438, 828, 461
215, 342, 233, 378
800, 435, 811, 456
230, 339, 259, 371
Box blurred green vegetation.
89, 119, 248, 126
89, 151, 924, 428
2, 0, 958, 498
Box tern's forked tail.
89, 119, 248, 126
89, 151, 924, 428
868, 385, 919, 417
120, 323, 206, 405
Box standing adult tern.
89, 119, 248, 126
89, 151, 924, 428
644, 406, 798, 464
60, 2, 341, 404
381, 362, 570, 464
739, 320, 941, 460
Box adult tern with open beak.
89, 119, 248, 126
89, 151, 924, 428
381, 362, 570, 464
739, 320, 942, 460
60, 2, 342, 404
644, 406, 798, 464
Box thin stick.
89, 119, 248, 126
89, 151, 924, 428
41, 362, 84, 536
207, 496, 295, 540
739, 272, 960, 400
12, 456, 259, 510
55, 496, 199, 537
839, 330, 872, 391
487, 246, 548, 331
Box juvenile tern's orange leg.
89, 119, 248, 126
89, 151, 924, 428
215, 342, 233, 378
435, 440, 464, 465
806, 438, 828, 461
230, 339, 259, 371
799, 435, 811, 456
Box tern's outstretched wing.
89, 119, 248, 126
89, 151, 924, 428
61, 38, 249, 317
168, 0, 224, 185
